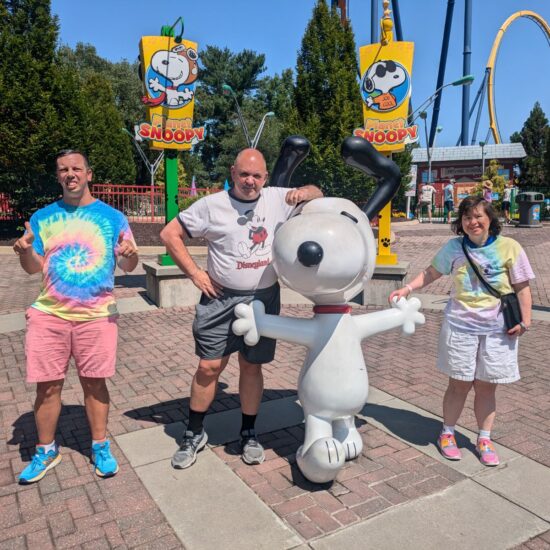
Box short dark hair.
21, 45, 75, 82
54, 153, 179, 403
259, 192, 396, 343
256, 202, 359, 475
451, 195, 501, 237
55, 149, 91, 169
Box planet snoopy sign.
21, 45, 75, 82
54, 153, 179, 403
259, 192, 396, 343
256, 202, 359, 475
138, 34, 205, 151
354, 20, 418, 154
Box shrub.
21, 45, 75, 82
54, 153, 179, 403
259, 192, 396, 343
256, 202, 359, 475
178, 192, 207, 211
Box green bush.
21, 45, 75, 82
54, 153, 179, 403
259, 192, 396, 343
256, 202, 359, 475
178, 192, 207, 211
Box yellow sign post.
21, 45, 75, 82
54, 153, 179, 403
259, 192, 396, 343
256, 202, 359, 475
354, 1, 418, 265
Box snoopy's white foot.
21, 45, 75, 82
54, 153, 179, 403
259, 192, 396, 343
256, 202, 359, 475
333, 417, 363, 460
296, 438, 345, 483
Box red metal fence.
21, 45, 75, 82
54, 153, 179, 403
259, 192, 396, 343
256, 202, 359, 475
91, 184, 218, 222
0, 193, 18, 221
0, 186, 220, 223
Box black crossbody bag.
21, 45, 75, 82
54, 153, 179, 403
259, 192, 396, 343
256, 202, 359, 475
461, 239, 522, 330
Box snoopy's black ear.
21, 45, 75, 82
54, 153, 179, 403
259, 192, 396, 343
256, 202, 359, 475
270, 136, 310, 188
341, 137, 401, 220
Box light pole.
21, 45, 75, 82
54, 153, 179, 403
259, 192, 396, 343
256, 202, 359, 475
419, 111, 430, 184
251, 112, 275, 149
429, 126, 443, 184
409, 75, 475, 127
222, 84, 252, 147
479, 141, 486, 177
122, 127, 164, 186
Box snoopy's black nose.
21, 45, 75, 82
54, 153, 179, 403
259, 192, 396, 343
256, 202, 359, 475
297, 241, 323, 267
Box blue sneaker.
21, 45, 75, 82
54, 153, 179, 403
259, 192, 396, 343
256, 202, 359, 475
19, 445, 62, 484
91, 440, 119, 478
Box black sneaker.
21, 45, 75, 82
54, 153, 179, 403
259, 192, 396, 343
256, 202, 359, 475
171, 429, 208, 469
240, 429, 265, 465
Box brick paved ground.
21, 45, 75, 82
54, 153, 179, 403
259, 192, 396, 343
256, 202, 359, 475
2, 302, 550, 546
214, 421, 463, 541
1, 225, 549, 546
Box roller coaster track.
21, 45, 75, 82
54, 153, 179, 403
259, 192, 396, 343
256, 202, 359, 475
487, 10, 550, 144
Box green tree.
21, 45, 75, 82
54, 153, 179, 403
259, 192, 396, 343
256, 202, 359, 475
290, 0, 376, 203
510, 102, 549, 187
58, 43, 147, 182
472, 159, 506, 207
0, 0, 64, 214
191, 46, 267, 184
216, 73, 294, 182
80, 73, 136, 183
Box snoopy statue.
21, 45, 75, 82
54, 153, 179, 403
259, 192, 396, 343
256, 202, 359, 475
232, 137, 425, 483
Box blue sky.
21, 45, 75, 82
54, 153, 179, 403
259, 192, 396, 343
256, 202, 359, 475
51, 0, 550, 148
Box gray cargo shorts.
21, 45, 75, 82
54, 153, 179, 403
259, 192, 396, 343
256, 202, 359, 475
192, 283, 281, 364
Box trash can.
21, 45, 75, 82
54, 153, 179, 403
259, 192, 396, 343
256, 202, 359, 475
516, 192, 545, 227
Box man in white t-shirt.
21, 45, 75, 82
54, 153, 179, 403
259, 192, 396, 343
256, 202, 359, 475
416, 182, 436, 223
160, 148, 323, 469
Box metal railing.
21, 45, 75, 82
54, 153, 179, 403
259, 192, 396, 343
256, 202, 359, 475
0, 193, 18, 221
91, 184, 218, 222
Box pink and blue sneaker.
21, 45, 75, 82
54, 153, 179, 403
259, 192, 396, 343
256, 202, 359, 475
19, 445, 62, 484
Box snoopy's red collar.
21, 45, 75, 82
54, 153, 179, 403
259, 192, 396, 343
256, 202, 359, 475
313, 305, 352, 314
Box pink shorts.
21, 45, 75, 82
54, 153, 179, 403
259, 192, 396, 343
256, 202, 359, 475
25, 307, 118, 383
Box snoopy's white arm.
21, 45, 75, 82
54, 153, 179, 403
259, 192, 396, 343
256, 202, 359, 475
233, 301, 317, 348
353, 297, 425, 339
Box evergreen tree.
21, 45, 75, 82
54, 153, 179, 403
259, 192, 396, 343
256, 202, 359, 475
80, 73, 136, 184
291, 0, 374, 203
58, 43, 147, 182
0, 0, 63, 214
510, 102, 549, 187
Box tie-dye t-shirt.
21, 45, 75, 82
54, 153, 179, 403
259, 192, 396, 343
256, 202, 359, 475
431, 236, 534, 334
29, 200, 134, 321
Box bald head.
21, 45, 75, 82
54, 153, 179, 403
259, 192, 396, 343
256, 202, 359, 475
234, 148, 267, 172
230, 148, 268, 201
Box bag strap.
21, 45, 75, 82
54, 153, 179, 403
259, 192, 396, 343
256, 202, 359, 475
461, 238, 502, 299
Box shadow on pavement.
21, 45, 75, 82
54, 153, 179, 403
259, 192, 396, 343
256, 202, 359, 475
8, 404, 95, 462
114, 273, 146, 289
363, 402, 476, 453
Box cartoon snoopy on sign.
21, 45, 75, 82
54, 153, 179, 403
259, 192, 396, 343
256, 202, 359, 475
363, 59, 406, 111
143, 44, 198, 107
232, 136, 425, 483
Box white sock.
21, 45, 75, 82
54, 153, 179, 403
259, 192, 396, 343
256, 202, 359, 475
92, 439, 107, 447
37, 441, 56, 454
478, 430, 491, 441
441, 425, 455, 435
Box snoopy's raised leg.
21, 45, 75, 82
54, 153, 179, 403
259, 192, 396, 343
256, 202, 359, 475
333, 416, 363, 461
297, 414, 345, 483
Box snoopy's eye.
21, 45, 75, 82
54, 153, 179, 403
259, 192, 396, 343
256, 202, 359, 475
162, 60, 169, 65
187, 48, 198, 61
340, 211, 358, 223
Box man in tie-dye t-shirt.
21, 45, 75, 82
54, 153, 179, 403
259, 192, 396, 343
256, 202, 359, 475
13, 150, 138, 484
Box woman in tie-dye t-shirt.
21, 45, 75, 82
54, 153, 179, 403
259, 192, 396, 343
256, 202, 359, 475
389, 196, 533, 467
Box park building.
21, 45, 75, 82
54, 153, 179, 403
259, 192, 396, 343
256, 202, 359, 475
411, 143, 526, 207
